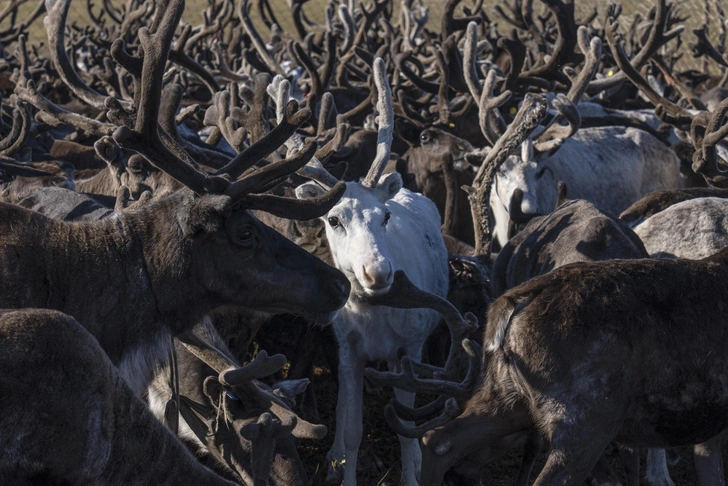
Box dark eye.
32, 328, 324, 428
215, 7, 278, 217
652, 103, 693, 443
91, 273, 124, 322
383, 211, 391, 225
328, 216, 340, 228
234, 228, 256, 246
420, 131, 432, 143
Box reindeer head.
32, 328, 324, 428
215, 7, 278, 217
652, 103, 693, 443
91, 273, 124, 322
296, 58, 403, 299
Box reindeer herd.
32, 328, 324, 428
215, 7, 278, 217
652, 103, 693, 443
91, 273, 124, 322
0, 0, 727, 484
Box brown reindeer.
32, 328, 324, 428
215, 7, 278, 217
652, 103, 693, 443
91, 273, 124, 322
0, 308, 236, 485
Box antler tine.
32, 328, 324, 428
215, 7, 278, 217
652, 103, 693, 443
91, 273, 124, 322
0, 102, 31, 157
532, 27, 598, 150
238, 0, 285, 76
315, 119, 351, 165
390, 395, 450, 422
463, 22, 482, 100
44, 0, 112, 110
16, 79, 116, 137
568, 26, 602, 105
534, 94, 581, 152
691, 25, 728, 68
179, 329, 238, 374
361, 57, 394, 189
221, 350, 288, 387
110, 0, 229, 195
382, 398, 460, 439
224, 139, 318, 200
589, 0, 685, 93
203, 89, 249, 153
367, 270, 466, 330
240, 412, 297, 484
215, 100, 311, 179
605, 16, 692, 127
365, 342, 479, 398
692, 98, 728, 183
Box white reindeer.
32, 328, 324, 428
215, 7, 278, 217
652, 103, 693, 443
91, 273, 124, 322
489, 126, 680, 247
462, 22, 681, 249
296, 58, 449, 486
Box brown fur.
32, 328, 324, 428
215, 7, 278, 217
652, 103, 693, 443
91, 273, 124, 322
421, 249, 728, 484
0, 190, 349, 392
0, 309, 234, 485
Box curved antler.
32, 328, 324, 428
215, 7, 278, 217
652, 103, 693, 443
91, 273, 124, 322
361, 57, 394, 189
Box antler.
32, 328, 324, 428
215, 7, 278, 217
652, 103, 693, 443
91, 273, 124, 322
240, 412, 297, 485
464, 22, 512, 147
363, 271, 480, 438
589, 0, 685, 93
605, 11, 693, 128
533, 26, 601, 152
361, 57, 394, 189
466, 94, 549, 260
691, 98, 728, 186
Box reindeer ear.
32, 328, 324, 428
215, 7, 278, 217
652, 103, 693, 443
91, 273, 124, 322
295, 181, 327, 200
178, 194, 232, 239
375, 172, 402, 202
203, 376, 223, 408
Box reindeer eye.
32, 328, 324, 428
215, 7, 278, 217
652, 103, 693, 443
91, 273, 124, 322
420, 131, 432, 143
383, 211, 391, 225
328, 216, 340, 228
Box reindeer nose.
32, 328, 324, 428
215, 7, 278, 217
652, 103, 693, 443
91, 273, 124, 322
361, 262, 393, 289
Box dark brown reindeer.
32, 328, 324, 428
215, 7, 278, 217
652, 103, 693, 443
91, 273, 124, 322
0, 308, 237, 486
0, 0, 349, 397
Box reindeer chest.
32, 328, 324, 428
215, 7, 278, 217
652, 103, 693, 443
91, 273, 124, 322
334, 305, 441, 362
117, 329, 174, 397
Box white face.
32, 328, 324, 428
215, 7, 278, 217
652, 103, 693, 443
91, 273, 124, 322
297, 174, 403, 299
491, 150, 554, 247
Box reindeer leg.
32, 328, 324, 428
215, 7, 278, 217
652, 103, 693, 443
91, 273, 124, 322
393, 383, 421, 486
645, 449, 675, 486
619, 446, 640, 486
533, 440, 612, 486
340, 356, 365, 486
514, 430, 543, 486
532, 413, 618, 486
694, 437, 725, 486
326, 353, 351, 484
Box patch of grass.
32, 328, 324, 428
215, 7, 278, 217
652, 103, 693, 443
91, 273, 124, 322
9, 0, 724, 75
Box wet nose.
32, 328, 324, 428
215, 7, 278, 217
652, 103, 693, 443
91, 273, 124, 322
361, 262, 393, 289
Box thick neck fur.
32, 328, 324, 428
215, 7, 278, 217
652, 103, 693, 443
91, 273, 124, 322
0, 192, 219, 392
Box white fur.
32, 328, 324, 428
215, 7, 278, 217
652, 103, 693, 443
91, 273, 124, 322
491, 127, 680, 248
300, 175, 448, 486
118, 330, 173, 397
646, 449, 675, 486
633, 198, 728, 259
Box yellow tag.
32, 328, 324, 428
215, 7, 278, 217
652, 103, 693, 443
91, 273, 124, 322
509, 106, 517, 115
448, 123, 455, 128
607, 69, 614, 76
